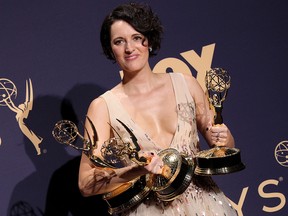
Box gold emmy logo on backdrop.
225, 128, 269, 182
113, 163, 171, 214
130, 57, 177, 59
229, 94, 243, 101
274, 140, 288, 167
0, 78, 42, 155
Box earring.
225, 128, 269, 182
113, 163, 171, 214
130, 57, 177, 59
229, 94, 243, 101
149, 47, 152, 52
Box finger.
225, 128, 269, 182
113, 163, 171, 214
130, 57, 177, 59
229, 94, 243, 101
152, 162, 164, 174
212, 135, 227, 147
211, 125, 228, 136
206, 121, 213, 131
145, 156, 163, 174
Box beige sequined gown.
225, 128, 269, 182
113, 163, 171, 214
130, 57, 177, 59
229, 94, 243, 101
101, 72, 237, 216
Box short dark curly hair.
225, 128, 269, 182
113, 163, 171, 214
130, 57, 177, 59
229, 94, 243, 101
100, 2, 163, 61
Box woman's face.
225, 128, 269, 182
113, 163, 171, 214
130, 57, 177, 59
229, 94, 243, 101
110, 20, 150, 73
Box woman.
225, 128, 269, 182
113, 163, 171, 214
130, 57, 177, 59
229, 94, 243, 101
79, 2, 238, 216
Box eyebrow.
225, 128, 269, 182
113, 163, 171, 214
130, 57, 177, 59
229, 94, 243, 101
111, 33, 143, 41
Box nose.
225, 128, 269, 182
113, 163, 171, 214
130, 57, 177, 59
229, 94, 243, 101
125, 41, 135, 53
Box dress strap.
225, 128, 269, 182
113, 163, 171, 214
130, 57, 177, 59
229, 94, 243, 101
168, 72, 194, 105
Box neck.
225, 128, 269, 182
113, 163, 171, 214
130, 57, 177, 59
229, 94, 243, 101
121, 68, 157, 95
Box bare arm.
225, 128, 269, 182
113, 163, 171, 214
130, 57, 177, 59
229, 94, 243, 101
183, 74, 235, 148
78, 97, 161, 196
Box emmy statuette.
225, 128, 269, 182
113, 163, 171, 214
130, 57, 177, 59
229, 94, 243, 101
194, 68, 245, 176
110, 119, 195, 202
52, 117, 152, 215
52, 117, 196, 213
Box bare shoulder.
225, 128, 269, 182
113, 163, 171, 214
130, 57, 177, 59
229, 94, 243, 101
181, 73, 197, 84
86, 96, 109, 123
181, 73, 204, 97
88, 96, 107, 112
85, 95, 111, 141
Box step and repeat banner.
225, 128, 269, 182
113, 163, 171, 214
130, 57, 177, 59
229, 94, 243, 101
1, 1, 287, 215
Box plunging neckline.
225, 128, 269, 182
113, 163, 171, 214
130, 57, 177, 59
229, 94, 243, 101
108, 74, 180, 150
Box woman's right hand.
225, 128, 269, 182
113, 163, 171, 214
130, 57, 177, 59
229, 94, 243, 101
143, 152, 164, 175
139, 151, 171, 178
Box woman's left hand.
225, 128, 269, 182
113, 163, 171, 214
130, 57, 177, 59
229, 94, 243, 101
209, 123, 230, 147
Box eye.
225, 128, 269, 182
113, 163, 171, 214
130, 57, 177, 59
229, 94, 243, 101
113, 39, 124, 45
133, 35, 143, 41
